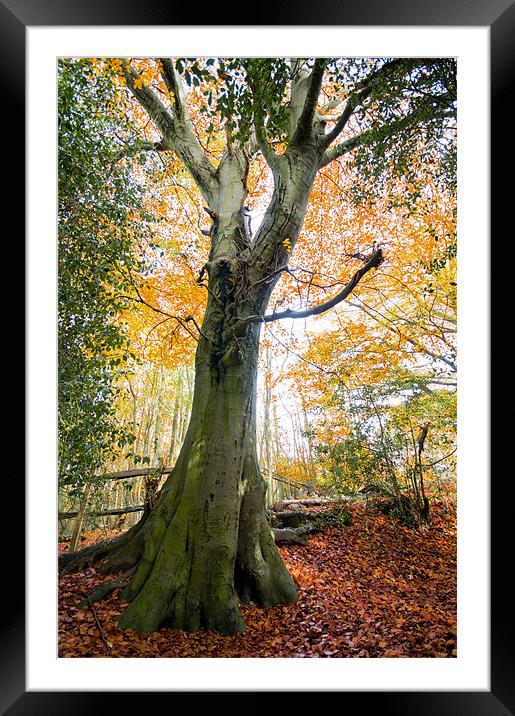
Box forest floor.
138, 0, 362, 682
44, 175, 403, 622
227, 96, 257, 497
58, 502, 456, 658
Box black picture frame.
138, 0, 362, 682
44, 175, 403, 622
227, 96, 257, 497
10, 0, 505, 712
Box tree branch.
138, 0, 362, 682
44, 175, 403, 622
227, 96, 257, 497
321, 101, 356, 147
122, 59, 218, 204
241, 248, 384, 326
322, 59, 414, 148
422, 446, 457, 468
290, 58, 327, 144
319, 95, 455, 168
158, 58, 187, 120
347, 298, 457, 371
254, 118, 278, 169
318, 128, 370, 167
115, 139, 167, 161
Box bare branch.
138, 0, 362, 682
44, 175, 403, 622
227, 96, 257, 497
422, 447, 457, 468
241, 248, 384, 326
115, 139, 167, 161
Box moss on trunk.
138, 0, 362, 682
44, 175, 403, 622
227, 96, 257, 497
108, 294, 298, 635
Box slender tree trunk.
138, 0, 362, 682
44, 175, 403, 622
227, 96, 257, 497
168, 367, 183, 464
260, 346, 274, 507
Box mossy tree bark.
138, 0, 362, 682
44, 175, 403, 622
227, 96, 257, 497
114, 297, 298, 634
108, 59, 330, 634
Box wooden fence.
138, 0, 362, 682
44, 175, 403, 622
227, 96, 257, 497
59, 468, 316, 547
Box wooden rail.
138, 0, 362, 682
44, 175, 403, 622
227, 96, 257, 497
58, 467, 171, 520
59, 468, 321, 520
95, 467, 174, 481
59, 505, 145, 519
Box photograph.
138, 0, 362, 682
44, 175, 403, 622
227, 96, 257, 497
56, 54, 459, 658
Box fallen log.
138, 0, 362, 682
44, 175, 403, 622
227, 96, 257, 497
272, 526, 315, 546
273, 496, 350, 510
271, 510, 324, 529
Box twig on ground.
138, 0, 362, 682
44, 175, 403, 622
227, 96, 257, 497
83, 591, 112, 656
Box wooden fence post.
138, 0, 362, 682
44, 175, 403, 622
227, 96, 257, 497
68, 483, 91, 552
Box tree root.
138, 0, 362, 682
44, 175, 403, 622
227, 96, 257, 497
76, 566, 137, 608
59, 516, 147, 574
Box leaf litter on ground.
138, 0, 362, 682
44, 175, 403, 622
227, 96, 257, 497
58, 502, 456, 658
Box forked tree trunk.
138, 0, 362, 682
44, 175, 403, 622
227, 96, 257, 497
62, 139, 374, 633
68, 56, 373, 632
60, 147, 379, 632
91, 124, 322, 633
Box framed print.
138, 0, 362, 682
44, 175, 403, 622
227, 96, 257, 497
9, 0, 507, 712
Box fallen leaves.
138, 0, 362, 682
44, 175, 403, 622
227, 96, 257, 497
58, 502, 456, 658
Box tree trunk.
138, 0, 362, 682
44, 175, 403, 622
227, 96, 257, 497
109, 258, 298, 634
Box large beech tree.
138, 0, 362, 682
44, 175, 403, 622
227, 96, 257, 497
61, 57, 456, 634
